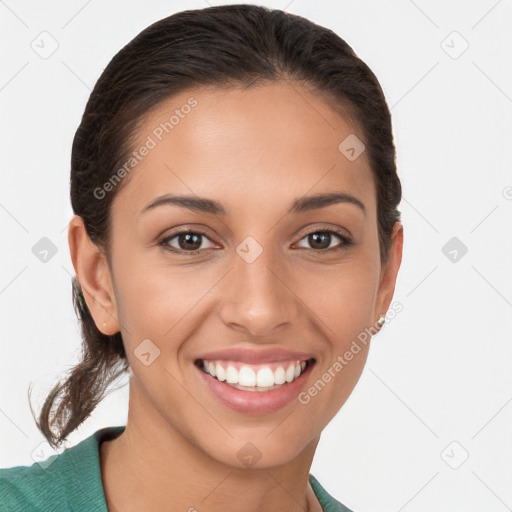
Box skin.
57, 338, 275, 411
68, 80, 403, 512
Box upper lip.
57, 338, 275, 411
195, 347, 315, 364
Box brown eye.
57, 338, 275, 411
176, 233, 202, 251
159, 231, 215, 253
296, 230, 351, 251
308, 232, 331, 250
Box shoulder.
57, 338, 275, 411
309, 473, 355, 512
0, 452, 71, 510
0, 426, 125, 512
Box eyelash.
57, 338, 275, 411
158, 227, 352, 255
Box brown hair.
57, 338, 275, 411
32, 3, 401, 448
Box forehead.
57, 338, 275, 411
111, 81, 376, 220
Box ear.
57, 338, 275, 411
373, 221, 404, 324
68, 215, 120, 335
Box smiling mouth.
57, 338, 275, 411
194, 357, 316, 392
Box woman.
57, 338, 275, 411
0, 4, 403, 511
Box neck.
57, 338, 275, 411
100, 383, 323, 512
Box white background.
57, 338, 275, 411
1, 1, 512, 511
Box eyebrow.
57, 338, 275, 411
139, 191, 366, 217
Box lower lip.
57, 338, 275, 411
196, 361, 315, 415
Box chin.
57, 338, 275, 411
199, 429, 317, 471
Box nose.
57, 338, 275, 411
218, 242, 301, 337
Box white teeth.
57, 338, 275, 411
285, 363, 295, 383
215, 362, 226, 381
256, 367, 275, 387
226, 365, 238, 384
274, 366, 286, 385
200, 359, 310, 389
239, 366, 256, 387
228, 382, 283, 392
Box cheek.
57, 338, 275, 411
294, 259, 380, 340
112, 257, 217, 350
291, 261, 378, 410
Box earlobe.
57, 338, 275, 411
68, 215, 120, 335
374, 221, 404, 323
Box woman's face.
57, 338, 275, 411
82, 81, 402, 468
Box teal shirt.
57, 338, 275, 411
0, 426, 353, 511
